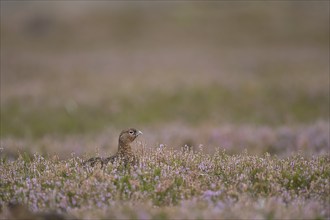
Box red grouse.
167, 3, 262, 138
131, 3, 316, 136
83, 128, 142, 167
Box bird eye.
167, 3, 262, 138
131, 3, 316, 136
129, 130, 134, 135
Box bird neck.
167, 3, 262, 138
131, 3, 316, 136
117, 140, 133, 156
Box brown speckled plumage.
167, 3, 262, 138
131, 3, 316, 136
83, 128, 142, 168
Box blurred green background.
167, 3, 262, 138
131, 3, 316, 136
0, 1, 329, 154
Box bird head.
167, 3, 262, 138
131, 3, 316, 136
119, 128, 143, 145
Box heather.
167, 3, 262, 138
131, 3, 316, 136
1, 146, 329, 219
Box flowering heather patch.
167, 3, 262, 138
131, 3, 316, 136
1, 145, 329, 219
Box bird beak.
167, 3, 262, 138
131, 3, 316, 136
136, 130, 143, 136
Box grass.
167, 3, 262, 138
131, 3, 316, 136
0, 147, 329, 219
1, 83, 328, 138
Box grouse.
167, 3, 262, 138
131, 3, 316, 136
83, 128, 142, 168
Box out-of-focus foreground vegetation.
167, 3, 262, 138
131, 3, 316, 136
0, 1, 329, 219
1, 148, 329, 219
